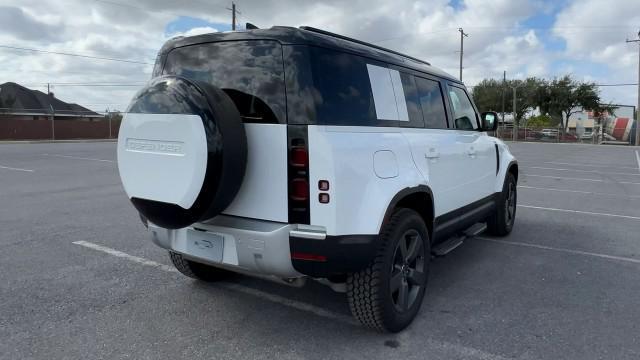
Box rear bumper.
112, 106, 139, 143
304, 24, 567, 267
148, 215, 380, 279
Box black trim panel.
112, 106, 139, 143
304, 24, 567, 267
433, 193, 497, 242
495, 144, 500, 175
381, 185, 434, 235
290, 234, 380, 277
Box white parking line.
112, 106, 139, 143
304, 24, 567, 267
43, 154, 115, 163
545, 161, 638, 170
74, 240, 511, 359
518, 204, 640, 220
636, 150, 640, 173
518, 185, 640, 199
0, 164, 34, 172
72, 240, 358, 325
523, 173, 640, 185
527, 166, 640, 176
476, 237, 640, 265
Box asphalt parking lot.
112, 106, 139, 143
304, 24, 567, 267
1, 141, 640, 360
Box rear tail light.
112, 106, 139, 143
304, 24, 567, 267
290, 147, 308, 168
290, 178, 309, 201
288, 126, 310, 224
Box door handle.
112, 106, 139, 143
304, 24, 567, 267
425, 148, 440, 159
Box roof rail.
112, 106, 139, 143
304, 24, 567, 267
299, 26, 430, 66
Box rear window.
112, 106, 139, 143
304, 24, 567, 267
308, 47, 423, 127
163, 40, 286, 124
415, 77, 448, 129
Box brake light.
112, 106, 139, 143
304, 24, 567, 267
290, 178, 309, 201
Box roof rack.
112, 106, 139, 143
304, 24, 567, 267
299, 26, 431, 66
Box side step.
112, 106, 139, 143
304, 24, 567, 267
431, 222, 487, 257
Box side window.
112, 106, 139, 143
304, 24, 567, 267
415, 77, 448, 129
448, 86, 478, 130
308, 46, 422, 127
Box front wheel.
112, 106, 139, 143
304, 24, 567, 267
487, 173, 517, 236
347, 208, 430, 332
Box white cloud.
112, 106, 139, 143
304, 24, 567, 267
0, 0, 637, 111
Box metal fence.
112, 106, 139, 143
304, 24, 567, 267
495, 124, 637, 145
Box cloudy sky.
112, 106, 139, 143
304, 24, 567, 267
0, 0, 639, 113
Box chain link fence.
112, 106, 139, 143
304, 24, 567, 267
495, 124, 637, 145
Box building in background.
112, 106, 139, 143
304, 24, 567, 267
0, 82, 119, 140
568, 105, 636, 143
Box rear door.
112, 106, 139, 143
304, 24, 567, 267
402, 75, 471, 217
446, 84, 496, 202
162, 40, 290, 223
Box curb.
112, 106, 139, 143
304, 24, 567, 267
0, 139, 117, 144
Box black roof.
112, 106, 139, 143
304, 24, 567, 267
158, 26, 460, 83
0, 82, 101, 117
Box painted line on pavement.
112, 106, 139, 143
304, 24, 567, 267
0, 164, 34, 172
545, 161, 638, 170
476, 237, 640, 265
523, 173, 640, 185
527, 166, 640, 176
43, 153, 115, 163
72, 240, 358, 325
518, 185, 640, 199
518, 204, 640, 220
72, 241, 522, 359
635, 150, 640, 173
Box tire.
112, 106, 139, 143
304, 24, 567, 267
121, 75, 247, 229
347, 208, 430, 332
487, 173, 517, 236
169, 251, 232, 282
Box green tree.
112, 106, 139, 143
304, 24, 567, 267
525, 114, 553, 129
472, 77, 542, 125
535, 75, 605, 131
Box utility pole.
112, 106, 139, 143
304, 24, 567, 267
458, 28, 468, 81
626, 30, 640, 146
227, 2, 241, 31
501, 70, 506, 137
512, 86, 517, 141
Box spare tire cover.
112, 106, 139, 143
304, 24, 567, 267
117, 75, 247, 229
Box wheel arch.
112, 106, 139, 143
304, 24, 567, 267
381, 185, 435, 242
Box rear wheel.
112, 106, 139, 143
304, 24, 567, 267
169, 251, 232, 282
347, 208, 430, 332
487, 173, 517, 236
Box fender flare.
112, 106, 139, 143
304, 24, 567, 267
380, 185, 435, 239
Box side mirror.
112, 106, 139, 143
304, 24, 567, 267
480, 111, 498, 131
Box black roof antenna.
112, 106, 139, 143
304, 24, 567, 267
299, 26, 430, 66
246, 23, 259, 30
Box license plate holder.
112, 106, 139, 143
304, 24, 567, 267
186, 229, 224, 263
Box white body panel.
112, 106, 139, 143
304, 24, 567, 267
117, 113, 207, 209
402, 129, 474, 216
307, 125, 426, 236
222, 124, 289, 222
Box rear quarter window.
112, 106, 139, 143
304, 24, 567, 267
308, 46, 423, 127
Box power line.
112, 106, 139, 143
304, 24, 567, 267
0, 44, 154, 65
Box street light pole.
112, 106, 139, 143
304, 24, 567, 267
626, 30, 640, 146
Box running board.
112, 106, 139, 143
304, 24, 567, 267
432, 222, 487, 257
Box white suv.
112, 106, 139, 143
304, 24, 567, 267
117, 26, 518, 332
